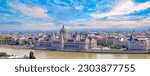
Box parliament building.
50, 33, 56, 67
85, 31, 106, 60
34, 25, 97, 51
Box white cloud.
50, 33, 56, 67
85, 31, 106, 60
67, 17, 150, 29
1, 18, 150, 31
91, 0, 150, 18
21, 23, 61, 30
75, 5, 83, 10
9, 4, 51, 19
106, 15, 144, 21
5, 1, 150, 30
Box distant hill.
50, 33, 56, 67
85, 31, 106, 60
0, 26, 150, 32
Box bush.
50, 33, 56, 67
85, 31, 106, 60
97, 45, 103, 48
99, 42, 112, 47
0, 52, 8, 57
110, 46, 123, 49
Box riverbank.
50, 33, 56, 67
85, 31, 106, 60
0, 45, 150, 54
1, 46, 150, 59
58, 49, 150, 54
0, 45, 32, 49
87, 50, 150, 54
0, 52, 28, 59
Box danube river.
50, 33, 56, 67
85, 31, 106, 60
0, 47, 150, 59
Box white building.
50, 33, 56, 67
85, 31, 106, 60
113, 35, 150, 50
113, 37, 128, 47
34, 25, 97, 51
127, 36, 150, 50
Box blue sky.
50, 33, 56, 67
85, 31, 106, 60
0, 0, 150, 31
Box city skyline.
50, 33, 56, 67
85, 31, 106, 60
0, 0, 150, 31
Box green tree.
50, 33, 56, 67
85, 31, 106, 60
23, 40, 30, 45
29, 51, 36, 59
0, 52, 8, 57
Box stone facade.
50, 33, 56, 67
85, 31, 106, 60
127, 36, 150, 50
34, 26, 97, 51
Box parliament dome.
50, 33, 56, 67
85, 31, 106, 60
60, 25, 67, 34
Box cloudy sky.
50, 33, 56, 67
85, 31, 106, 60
0, 0, 150, 31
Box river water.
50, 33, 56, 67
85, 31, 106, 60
0, 47, 150, 59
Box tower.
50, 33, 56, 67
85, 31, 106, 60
84, 37, 90, 50
59, 25, 67, 50
60, 30, 64, 50
50, 32, 55, 40
60, 25, 68, 41
89, 37, 97, 48
72, 33, 80, 41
